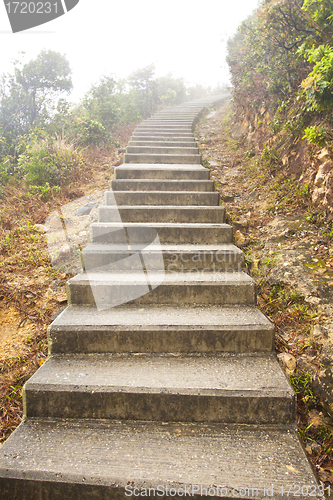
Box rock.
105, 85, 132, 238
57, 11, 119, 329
312, 187, 326, 204
318, 148, 330, 160
234, 218, 249, 232
312, 324, 323, 338
222, 192, 234, 202
314, 161, 333, 186
312, 365, 333, 418
118, 148, 126, 154
34, 224, 48, 233
279, 229, 290, 238
234, 230, 246, 246
306, 296, 321, 306
308, 409, 325, 428
59, 243, 71, 256
305, 441, 322, 456
75, 202, 98, 216
277, 352, 297, 376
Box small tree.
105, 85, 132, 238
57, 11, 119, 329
0, 50, 72, 155
127, 64, 158, 118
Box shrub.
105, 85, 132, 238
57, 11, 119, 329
17, 129, 83, 186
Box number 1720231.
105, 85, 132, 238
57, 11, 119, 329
5, 2, 59, 14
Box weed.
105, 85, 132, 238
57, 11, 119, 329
289, 371, 317, 406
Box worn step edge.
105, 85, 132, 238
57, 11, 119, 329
23, 353, 295, 424
98, 206, 226, 224
66, 271, 256, 307
105, 191, 219, 206
0, 418, 320, 500
114, 165, 210, 180
81, 243, 244, 272
91, 222, 233, 245
110, 180, 215, 192
124, 154, 202, 165
48, 304, 275, 354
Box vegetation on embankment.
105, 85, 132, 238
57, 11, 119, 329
196, 103, 333, 489
227, 0, 333, 215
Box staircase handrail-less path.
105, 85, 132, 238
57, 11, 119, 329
0, 95, 321, 499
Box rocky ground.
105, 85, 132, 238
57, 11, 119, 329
196, 102, 333, 487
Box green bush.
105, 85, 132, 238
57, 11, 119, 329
17, 129, 83, 186
300, 44, 333, 112
303, 125, 329, 147
29, 182, 61, 201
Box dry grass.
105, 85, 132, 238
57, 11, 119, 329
0, 123, 136, 442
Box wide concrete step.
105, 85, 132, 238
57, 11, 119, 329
114, 164, 210, 180
136, 124, 193, 130
24, 354, 294, 424
131, 131, 194, 138
124, 153, 202, 164
67, 271, 256, 307
126, 146, 199, 154
111, 179, 214, 191
0, 418, 319, 500
81, 243, 243, 272
130, 137, 197, 144
105, 191, 219, 206
144, 120, 194, 125
91, 222, 233, 245
130, 136, 197, 144
98, 205, 225, 223
48, 304, 275, 354
128, 140, 197, 147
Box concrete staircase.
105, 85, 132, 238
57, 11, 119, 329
0, 96, 321, 499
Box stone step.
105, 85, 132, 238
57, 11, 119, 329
91, 222, 233, 245
114, 164, 210, 179
130, 136, 197, 144
131, 131, 194, 138
98, 205, 225, 223
155, 112, 201, 116
111, 179, 214, 191
124, 153, 202, 164
126, 146, 199, 154
128, 140, 197, 147
81, 243, 243, 272
0, 418, 319, 500
48, 304, 275, 354
24, 354, 295, 424
134, 128, 193, 134
136, 124, 193, 130
67, 271, 256, 307
144, 120, 194, 125
105, 191, 219, 206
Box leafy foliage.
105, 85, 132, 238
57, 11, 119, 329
227, 0, 333, 143
17, 128, 83, 186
